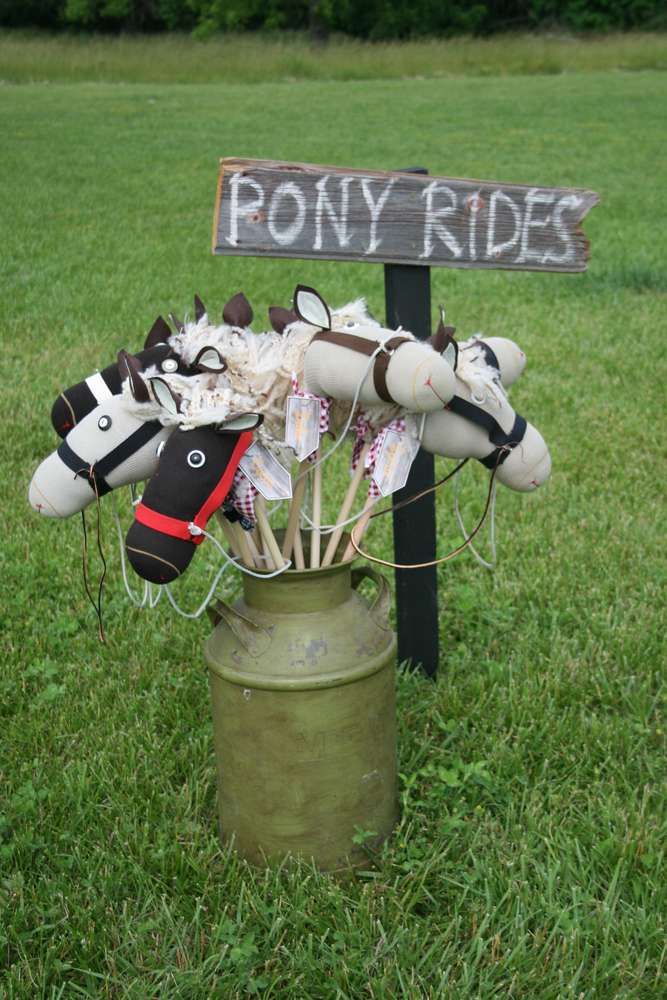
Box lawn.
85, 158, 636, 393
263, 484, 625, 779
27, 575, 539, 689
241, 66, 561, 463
1, 41, 666, 998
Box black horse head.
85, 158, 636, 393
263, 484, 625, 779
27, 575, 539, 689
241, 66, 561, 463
49, 297, 223, 437
124, 415, 262, 584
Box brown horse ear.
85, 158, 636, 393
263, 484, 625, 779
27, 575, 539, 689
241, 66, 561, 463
193, 345, 227, 373
144, 315, 172, 350
293, 285, 331, 329
194, 294, 206, 321
268, 306, 299, 334
216, 413, 264, 433
149, 377, 182, 416
429, 306, 458, 369
223, 292, 253, 328
169, 313, 185, 334
118, 350, 151, 403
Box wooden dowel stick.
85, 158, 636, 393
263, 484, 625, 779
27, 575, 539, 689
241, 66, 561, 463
292, 524, 305, 570
342, 492, 377, 563
218, 514, 242, 558
282, 460, 309, 560
310, 461, 322, 569
231, 522, 255, 568
321, 443, 371, 568
255, 496, 284, 571
245, 529, 263, 568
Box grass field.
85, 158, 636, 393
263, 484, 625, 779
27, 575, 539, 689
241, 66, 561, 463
1, 36, 666, 998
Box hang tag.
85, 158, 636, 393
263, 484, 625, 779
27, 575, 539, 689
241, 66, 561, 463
372, 428, 420, 497
238, 442, 293, 501
285, 395, 321, 460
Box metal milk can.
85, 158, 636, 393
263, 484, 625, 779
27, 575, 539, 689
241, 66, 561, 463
204, 560, 398, 870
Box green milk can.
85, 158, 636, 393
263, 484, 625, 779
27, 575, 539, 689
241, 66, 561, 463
204, 559, 398, 870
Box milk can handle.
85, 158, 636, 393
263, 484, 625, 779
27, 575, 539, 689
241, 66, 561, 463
351, 565, 392, 631
207, 598, 271, 657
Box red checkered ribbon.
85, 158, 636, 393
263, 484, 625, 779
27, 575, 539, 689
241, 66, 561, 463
228, 469, 258, 525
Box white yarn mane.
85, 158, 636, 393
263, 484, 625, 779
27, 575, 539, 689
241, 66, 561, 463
123, 299, 414, 443
456, 336, 507, 406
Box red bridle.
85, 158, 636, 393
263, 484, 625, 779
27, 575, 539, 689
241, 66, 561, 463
134, 431, 252, 545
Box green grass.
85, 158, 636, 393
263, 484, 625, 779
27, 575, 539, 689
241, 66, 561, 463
1, 29, 666, 84
1, 60, 666, 997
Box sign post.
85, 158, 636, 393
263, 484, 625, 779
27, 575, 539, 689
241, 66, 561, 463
212, 157, 598, 674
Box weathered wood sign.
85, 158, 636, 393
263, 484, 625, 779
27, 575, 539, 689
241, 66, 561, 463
213, 158, 599, 273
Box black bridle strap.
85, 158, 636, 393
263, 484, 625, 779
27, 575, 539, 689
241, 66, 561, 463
446, 396, 527, 467
57, 438, 112, 496
94, 420, 162, 479
57, 420, 162, 495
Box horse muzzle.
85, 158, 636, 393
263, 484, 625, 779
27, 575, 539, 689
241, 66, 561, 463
125, 521, 197, 584
28, 451, 97, 517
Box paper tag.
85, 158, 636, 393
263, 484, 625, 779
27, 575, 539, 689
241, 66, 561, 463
372, 428, 420, 497
285, 395, 321, 460
238, 442, 293, 501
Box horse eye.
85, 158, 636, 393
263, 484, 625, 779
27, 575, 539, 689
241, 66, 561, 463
161, 358, 178, 373
156, 440, 166, 457
98, 415, 112, 431
345, 321, 357, 328
187, 449, 206, 469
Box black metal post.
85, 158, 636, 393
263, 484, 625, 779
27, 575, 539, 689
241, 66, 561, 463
384, 168, 439, 677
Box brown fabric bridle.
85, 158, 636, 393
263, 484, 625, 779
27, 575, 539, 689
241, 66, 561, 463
310, 330, 411, 404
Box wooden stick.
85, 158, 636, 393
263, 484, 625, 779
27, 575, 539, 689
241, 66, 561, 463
321, 443, 370, 567
342, 492, 377, 563
255, 496, 285, 571
218, 514, 241, 558
230, 522, 255, 568
309, 460, 322, 569
282, 460, 309, 560
292, 523, 305, 570
244, 528, 263, 568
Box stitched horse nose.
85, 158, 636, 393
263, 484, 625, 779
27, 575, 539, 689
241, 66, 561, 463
125, 522, 196, 584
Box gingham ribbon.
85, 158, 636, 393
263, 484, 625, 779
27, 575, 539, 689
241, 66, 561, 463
351, 412, 374, 472
226, 468, 258, 526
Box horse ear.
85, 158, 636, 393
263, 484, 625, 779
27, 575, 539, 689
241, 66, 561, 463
118, 349, 151, 403
223, 292, 253, 328
216, 413, 264, 433
144, 315, 172, 349
193, 345, 227, 373
169, 313, 185, 333
194, 294, 206, 321
293, 285, 331, 329
268, 306, 299, 334
429, 307, 458, 370
149, 377, 182, 416
442, 337, 458, 372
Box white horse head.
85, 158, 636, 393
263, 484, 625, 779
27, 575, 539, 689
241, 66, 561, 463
287, 285, 458, 412
29, 392, 172, 517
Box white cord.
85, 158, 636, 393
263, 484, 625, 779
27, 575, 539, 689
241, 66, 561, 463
299, 497, 380, 535
163, 524, 292, 619
453, 466, 497, 570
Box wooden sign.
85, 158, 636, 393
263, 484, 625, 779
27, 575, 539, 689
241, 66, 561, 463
213, 158, 599, 273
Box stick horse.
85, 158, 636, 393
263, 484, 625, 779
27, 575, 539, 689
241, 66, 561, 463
29, 294, 249, 517
119, 285, 461, 582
